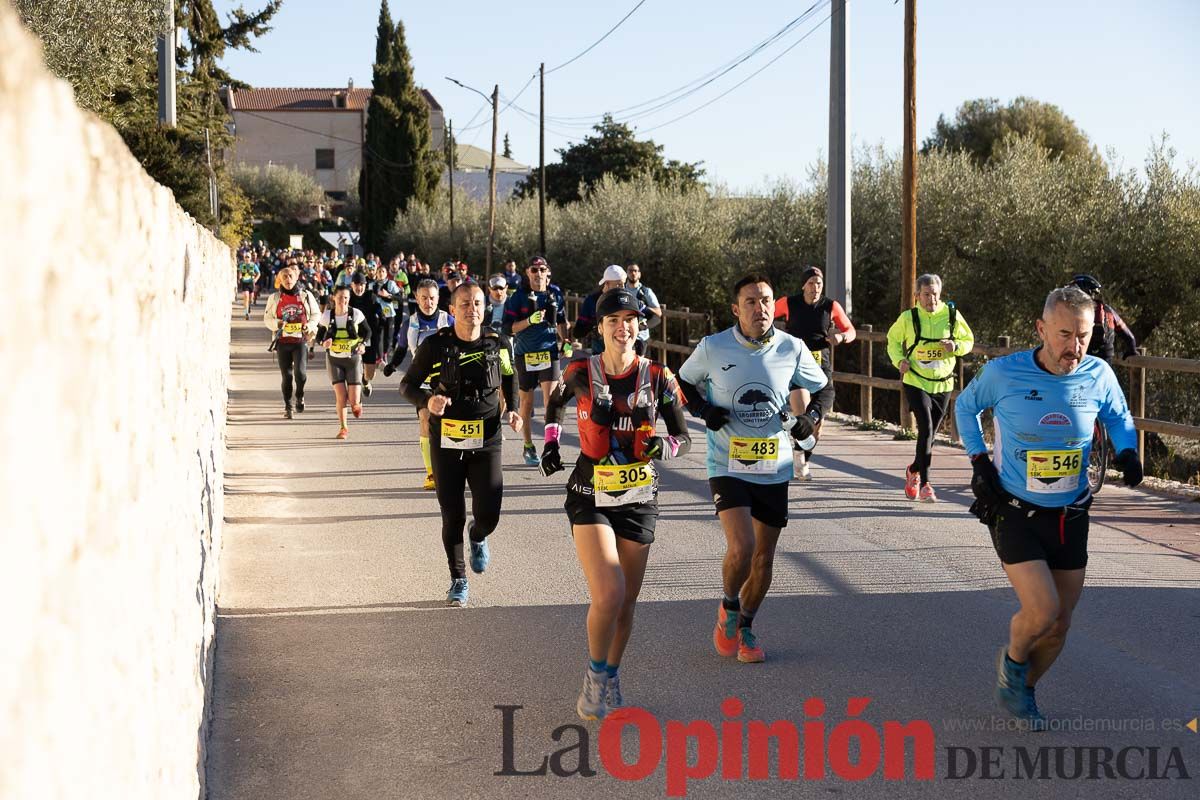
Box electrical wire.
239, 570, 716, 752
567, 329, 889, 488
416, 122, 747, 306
544, 0, 650, 75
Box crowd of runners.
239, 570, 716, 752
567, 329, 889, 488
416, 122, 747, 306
244, 245, 1144, 731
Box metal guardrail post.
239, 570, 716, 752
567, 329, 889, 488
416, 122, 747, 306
860, 324, 873, 421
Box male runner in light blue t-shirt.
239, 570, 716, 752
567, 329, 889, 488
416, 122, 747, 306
955, 285, 1142, 729
678, 274, 827, 665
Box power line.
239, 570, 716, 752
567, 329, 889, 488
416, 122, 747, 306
458, 71, 538, 133
545, 0, 650, 75
639, 9, 833, 134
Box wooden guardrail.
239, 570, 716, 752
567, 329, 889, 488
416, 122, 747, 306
562, 294, 1200, 460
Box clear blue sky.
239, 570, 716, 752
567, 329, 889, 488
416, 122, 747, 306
214, 0, 1200, 191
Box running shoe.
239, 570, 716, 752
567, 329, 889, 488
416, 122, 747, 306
284, 406, 293, 420
904, 466, 920, 500
423, 474, 436, 491
244, 311, 250, 321
523, 444, 540, 466
336, 427, 349, 440
1022, 686, 1049, 732
446, 578, 469, 607
605, 673, 625, 711
295, 398, 305, 413
995, 647, 1030, 720
352, 404, 363, 418
713, 604, 738, 657
363, 381, 372, 397
576, 668, 607, 721
919, 483, 938, 503
795, 460, 811, 481
469, 539, 490, 574
737, 627, 765, 663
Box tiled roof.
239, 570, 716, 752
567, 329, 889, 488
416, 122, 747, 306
227, 87, 441, 112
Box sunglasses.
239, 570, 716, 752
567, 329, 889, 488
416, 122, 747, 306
528, 267, 549, 273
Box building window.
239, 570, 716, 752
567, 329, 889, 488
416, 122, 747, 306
315, 149, 335, 170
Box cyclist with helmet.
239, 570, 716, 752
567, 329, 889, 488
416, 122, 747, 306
774, 266, 856, 479
1069, 275, 1137, 363
539, 287, 691, 720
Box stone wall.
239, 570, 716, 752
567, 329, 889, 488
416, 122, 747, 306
0, 5, 230, 799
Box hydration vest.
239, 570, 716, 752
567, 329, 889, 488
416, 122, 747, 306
582, 355, 656, 462
275, 291, 309, 344
904, 302, 958, 382
435, 329, 504, 399
328, 311, 363, 350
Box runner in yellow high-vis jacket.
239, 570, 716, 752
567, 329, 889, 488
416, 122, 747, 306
886, 273, 975, 502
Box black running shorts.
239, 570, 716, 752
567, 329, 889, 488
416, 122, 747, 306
564, 489, 657, 545
989, 505, 1089, 571
708, 476, 789, 529
515, 352, 562, 392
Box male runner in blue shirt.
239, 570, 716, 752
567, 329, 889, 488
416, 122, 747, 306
955, 285, 1143, 729
678, 274, 827, 664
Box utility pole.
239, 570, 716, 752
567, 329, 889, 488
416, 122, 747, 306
900, 0, 917, 429
826, 0, 851, 313
539, 62, 546, 256
447, 119, 455, 253
157, 0, 176, 127
487, 84, 499, 275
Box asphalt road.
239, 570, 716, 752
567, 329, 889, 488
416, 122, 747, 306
208, 311, 1200, 799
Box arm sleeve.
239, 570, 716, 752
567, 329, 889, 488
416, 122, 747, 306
657, 368, 692, 456
953, 362, 998, 456
831, 301, 855, 339
951, 311, 975, 357
886, 313, 909, 368
399, 338, 437, 409
315, 310, 330, 342
1098, 362, 1138, 453
262, 293, 280, 331
1111, 308, 1137, 358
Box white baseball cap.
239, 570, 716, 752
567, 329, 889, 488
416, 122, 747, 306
599, 264, 627, 285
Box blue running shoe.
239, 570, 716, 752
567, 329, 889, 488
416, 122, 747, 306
995, 647, 1030, 720
470, 539, 490, 574
446, 578, 469, 607
523, 445, 540, 466
1023, 686, 1048, 732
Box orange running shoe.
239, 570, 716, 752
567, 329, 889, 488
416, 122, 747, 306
336, 427, 349, 440
737, 628, 765, 663
713, 604, 739, 657
352, 404, 363, 418
904, 466, 920, 500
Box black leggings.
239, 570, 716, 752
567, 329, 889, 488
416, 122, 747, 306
276, 342, 307, 404
430, 438, 504, 579
903, 383, 950, 484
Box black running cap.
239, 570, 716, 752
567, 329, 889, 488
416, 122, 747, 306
596, 287, 645, 319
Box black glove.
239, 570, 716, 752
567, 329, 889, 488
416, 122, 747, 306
1113, 448, 1143, 488
539, 441, 564, 476
590, 396, 615, 427
382, 363, 395, 378
782, 410, 816, 444
970, 454, 1008, 507
697, 402, 731, 431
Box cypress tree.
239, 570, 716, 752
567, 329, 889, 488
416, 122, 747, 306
360, 1, 441, 253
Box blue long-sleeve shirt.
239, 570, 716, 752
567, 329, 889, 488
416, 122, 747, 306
954, 349, 1137, 506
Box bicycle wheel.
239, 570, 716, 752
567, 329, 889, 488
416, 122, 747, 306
1087, 422, 1108, 493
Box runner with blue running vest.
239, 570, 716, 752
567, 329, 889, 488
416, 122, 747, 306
955, 284, 1143, 730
